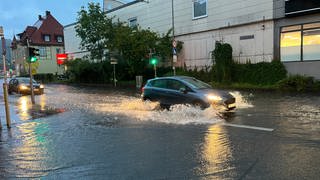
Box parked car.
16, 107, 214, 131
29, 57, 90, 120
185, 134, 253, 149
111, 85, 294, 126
141, 76, 236, 110
8, 77, 44, 95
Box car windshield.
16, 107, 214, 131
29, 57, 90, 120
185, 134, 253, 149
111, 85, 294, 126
182, 78, 212, 89
18, 78, 37, 84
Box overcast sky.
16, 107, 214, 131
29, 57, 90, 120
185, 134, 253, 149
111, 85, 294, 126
0, 0, 131, 39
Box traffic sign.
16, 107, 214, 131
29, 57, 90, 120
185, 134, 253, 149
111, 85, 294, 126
172, 40, 177, 48
172, 47, 177, 55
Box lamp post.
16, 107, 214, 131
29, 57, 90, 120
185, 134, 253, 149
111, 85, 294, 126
0, 26, 11, 128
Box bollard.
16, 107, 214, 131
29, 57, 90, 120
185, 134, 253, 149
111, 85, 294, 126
3, 83, 11, 128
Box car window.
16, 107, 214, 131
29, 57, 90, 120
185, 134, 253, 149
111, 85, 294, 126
151, 79, 167, 89
18, 78, 37, 84
182, 78, 211, 89
167, 80, 185, 91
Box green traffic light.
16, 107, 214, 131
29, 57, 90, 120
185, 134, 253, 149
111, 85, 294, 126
30, 57, 37, 62
150, 58, 158, 65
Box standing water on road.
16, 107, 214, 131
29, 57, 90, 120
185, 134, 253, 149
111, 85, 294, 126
1, 84, 319, 179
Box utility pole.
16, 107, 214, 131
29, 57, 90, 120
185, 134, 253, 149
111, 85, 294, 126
172, 0, 176, 76
0, 26, 11, 128
26, 38, 35, 104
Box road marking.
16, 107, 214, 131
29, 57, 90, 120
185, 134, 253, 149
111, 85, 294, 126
223, 123, 274, 132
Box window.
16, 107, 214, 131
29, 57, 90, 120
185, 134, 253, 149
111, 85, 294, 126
281, 31, 301, 61
57, 36, 63, 43
303, 29, 320, 60
128, 17, 137, 28
167, 80, 185, 91
39, 47, 47, 57
280, 22, 320, 61
44, 35, 50, 42
151, 79, 167, 89
193, 0, 207, 19
39, 46, 51, 60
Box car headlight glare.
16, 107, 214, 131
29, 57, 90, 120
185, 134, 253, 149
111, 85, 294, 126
207, 94, 222, 102
40, 84, 44, 88
19, 85, 28, 90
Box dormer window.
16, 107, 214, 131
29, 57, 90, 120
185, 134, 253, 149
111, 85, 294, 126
44, 35, 51, 42
57, 36, 63, 43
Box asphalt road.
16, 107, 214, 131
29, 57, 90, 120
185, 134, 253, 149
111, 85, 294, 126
0, 84, 319, 179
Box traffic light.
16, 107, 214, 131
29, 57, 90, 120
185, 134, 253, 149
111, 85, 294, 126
150, 56, 158, 65
28, 47, 40, 63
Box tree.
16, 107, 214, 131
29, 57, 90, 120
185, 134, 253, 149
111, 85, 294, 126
75, 3, 113, 61
74, 3, 184, 79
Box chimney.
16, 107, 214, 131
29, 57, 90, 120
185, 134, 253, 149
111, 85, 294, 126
38, 15, 42, 20
46, 11, 50, 16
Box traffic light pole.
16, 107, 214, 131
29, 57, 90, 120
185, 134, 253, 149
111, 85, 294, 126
26, 38, 35, 104
0, 27, 11, 128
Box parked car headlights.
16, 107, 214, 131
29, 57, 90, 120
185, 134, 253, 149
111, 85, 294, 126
19, 84, 28, 90
207, 94, 222, 102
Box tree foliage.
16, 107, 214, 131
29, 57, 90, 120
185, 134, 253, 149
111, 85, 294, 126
76, 3, 113, 61
212, 42, 233, 83
75, 3, 183, 77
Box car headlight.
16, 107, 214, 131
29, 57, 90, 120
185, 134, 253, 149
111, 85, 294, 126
19, 85, 28, 90
40, 84, 44, 88
207, 94, 222, 102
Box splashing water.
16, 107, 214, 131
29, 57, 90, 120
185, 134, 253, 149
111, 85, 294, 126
95, 91, 253, 125
43, 86, 253, 125
230, 91, 254, 109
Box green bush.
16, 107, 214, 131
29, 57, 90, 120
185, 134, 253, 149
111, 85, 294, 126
212, 42, 233, 83
33, 73, 54, 83
231, 60, 287, 85
277, 75, 320, 92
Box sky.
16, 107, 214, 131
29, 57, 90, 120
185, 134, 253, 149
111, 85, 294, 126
0, 0, 131, 39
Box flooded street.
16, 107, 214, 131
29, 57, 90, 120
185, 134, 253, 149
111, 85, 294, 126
0, 84, 320, 179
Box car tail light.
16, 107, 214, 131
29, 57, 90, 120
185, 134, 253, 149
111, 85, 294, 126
141, 87, 145, 93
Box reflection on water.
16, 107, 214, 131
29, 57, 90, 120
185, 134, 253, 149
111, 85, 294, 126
195, 125, 234, 179
15, 95, 64, 121
9, 121, 51, 177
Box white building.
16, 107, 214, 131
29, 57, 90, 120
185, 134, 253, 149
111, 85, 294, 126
64, 0, 320, 79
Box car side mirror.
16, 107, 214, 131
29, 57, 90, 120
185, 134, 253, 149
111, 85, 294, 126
179, 87, 187, 94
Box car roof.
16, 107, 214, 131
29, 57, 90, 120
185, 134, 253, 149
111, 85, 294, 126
149, 76, 194, 81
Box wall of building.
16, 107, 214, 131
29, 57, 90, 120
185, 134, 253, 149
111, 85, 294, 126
37, 46, 65, 75
273, 0, 320, 79
13, 45, 64, 75
103, 0, 125, 11
64, 23, 89, 59
177, 20, 274, 68
105, 0, 275, 68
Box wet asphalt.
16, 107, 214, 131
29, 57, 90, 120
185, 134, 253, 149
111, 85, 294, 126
0, 84, 319, 179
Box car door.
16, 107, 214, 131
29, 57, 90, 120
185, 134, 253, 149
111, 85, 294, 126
165, 79, 190, 105
148, 79, 170, 104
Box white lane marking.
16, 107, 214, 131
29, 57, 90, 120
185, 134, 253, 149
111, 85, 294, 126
223, 123, 274, 132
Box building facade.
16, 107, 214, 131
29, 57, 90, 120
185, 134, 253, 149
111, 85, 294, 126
64, 0, 320, 79
0, 38, 12, 71
11, 11, 65, 76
